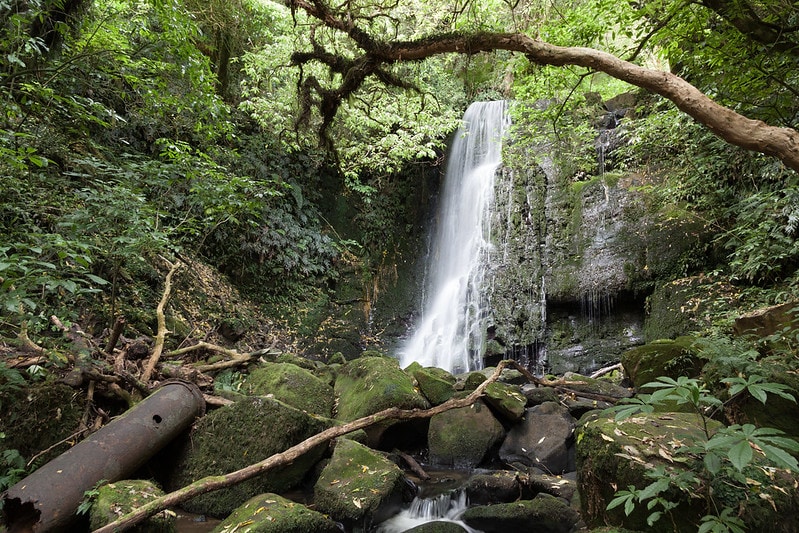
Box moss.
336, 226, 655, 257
461, 493, 581, 532
313, 438, 405, 525
461, 371, 487, 391
243, 362, 334, 417
0, 382, 86, 462
483, 381, 527, 422
643, 275, 740, 340
90, 480, 174, 533
620, 337, 702, 389
334, 356, 429, 422
169, 396, 331, 517
212, 493, 340, 533
411, 366, 456, 405
576, 411, 718, 531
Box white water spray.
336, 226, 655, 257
400, 101, 509, 373
374, 491, 480, 533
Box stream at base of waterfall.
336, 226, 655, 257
399, 101, 509, 375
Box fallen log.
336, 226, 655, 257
91, 360, 514, 533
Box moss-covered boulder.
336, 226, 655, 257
168, 396, 331, 517
410, 366, 457, 405
428, 399, 505, 468
0, 382, 85, 462
576, 411, 720, 531
560, 372, 633, 400
89, 480, 174, 533
211, 493, 340, 533
334, 356, 429, 446
243, 362, 335, 417
620, 337, 702, 389
578, 409, 799, 531
483, 381, 527, 422
644, 275, 739, 341
313, 438, 408, 528
461, 493, 581, 533
459, 371, 487, 391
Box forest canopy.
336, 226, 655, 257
1, 0, 798, 342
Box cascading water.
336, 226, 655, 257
399, 101, 509, 373
374, 490, 480, 533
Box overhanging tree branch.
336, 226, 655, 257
285, 0, 799, 172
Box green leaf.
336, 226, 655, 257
703, 451, 722, 475
758, 443, 799, 472
727, 440, 753, 471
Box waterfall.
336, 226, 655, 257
374, 491, 481, 533
399, 101, 509, 373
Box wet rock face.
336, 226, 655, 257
499, 401, 576, 475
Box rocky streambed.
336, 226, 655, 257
3, 327, 799, 533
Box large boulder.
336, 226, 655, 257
334, 355, 429, 446
644, 275, 739, 341
428, 399, 505, 468
89, 480, 175, 533
211, 493, 340, 533
407, 364, 457, 405
576, 411, 719, 531
243, 362, 335, 417
313, 438, 409, 528
167, 396, 331, 517
620, 337, 702, 389
578, 409, 799, 531
499, 402, 576, 474
733, 301, 799, 338
483, 381, 527, 423
460, 493, 582, 533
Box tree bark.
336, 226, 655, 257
289, 0, 799, 173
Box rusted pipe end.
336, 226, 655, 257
2, 380, 206, 532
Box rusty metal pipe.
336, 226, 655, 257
2, 380, 205, 533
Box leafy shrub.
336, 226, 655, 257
607, 372, 798, 532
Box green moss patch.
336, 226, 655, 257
243, 362, 334, 417
169, 396, 331, 517
334, 356, 429, 421
410, 366, 456, 405
212, 493, 340, 533
90, 480, 174, 533
313, 438, 406, 525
